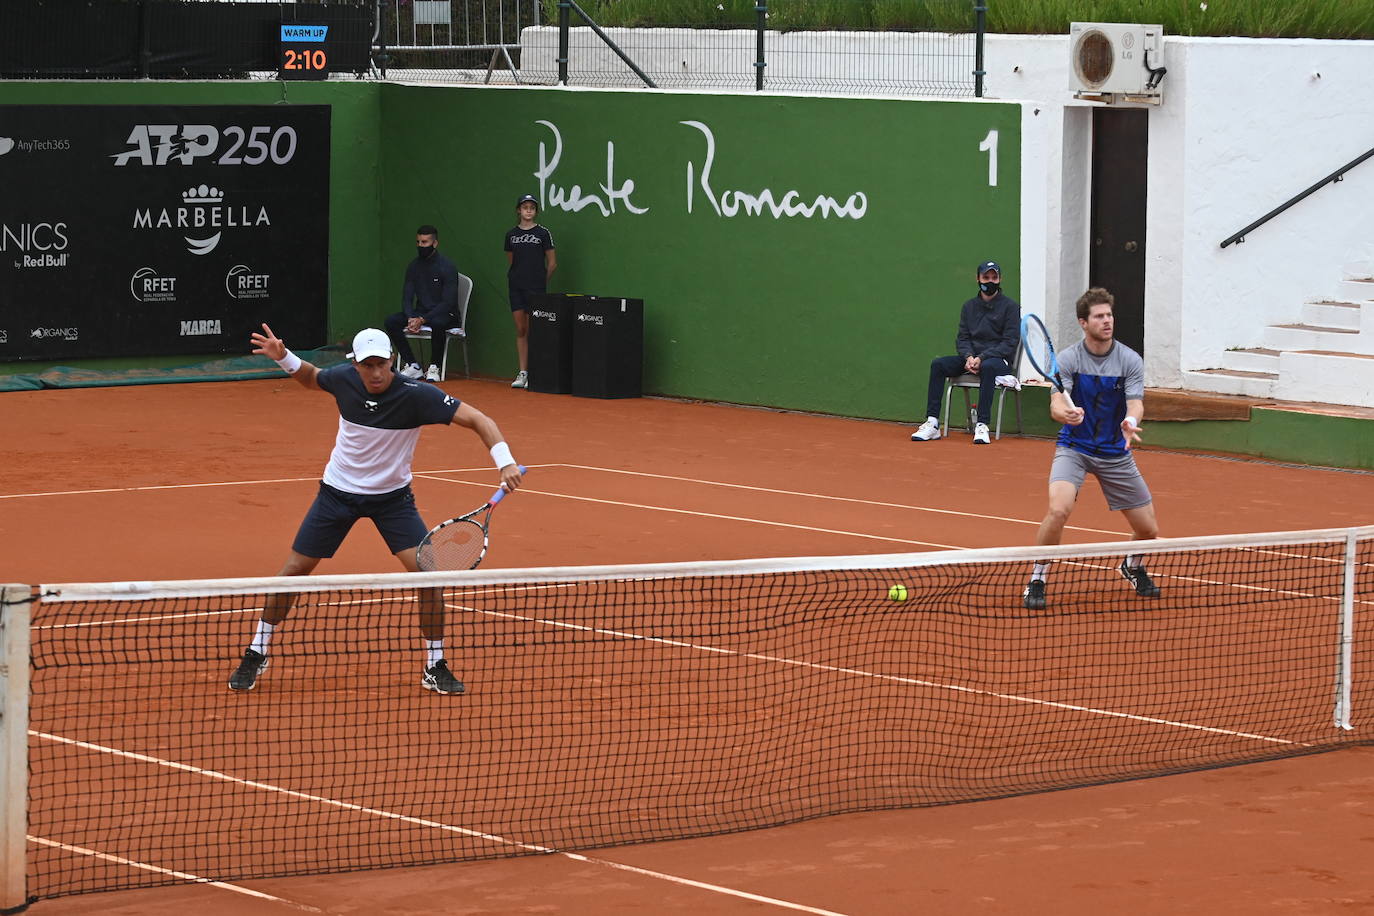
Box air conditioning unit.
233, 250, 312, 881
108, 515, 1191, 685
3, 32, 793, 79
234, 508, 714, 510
1069, 22, 1165, 100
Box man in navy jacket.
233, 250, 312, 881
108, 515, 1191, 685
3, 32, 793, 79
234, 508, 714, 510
911, 260, 1021, 445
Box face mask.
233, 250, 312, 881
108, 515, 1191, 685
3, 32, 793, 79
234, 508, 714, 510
979, 281, 1000, 296
417, 245, 435, 259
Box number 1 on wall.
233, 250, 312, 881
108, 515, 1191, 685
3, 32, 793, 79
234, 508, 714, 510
979, 129, 998, 187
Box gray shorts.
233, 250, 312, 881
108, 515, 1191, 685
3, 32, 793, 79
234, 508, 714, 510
1049, 446, 1153, 512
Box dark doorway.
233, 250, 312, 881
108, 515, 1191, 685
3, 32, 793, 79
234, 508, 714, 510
1089, 107, 1149, 355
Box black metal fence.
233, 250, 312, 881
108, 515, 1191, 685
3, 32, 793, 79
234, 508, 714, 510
0, 0, 373, 80
377, 0, 982, 97
3, 0, 981, 97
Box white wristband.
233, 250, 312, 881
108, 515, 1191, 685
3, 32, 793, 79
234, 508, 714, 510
1123, 415, 1139, 430
490, 441, 515, 469
275, 350, 302, 374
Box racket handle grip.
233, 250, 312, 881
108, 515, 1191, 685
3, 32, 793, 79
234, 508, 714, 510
489, 465, 528, 505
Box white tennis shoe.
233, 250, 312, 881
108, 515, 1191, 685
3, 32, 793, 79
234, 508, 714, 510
400, 363, 424, 380
910, 417, 941, 441
511, 370, 529, 389
973, 422, 991, 445
425, 365, 442, 382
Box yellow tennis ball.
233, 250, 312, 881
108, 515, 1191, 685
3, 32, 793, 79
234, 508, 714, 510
888, 584, 908, 602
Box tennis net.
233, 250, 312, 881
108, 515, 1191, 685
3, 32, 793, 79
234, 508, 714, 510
3, 525, 1372, 904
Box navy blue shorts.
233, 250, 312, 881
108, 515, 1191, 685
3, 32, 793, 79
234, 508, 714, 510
508, 285, 546, 312
291, 482, 429, 559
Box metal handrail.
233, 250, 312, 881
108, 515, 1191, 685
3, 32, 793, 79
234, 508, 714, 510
558, 0, 657, 88
1220, 145, 1374, 248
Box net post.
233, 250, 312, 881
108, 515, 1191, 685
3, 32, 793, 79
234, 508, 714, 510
1334, 532, 1356, 730
0, 586, 32, 912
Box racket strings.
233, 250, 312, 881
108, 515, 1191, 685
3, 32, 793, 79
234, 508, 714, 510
417, 519, 486, 571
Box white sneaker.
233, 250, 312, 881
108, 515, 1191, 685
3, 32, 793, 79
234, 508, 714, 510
400, 363, 423, 380
973, 422, 991, 445
425, 364, 441, 382
511, 370, 529, 389
911, 417, 941, 441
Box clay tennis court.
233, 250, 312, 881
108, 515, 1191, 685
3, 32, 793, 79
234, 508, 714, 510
5, 377, 1373, 915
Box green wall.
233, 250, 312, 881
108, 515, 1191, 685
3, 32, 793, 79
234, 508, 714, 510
377, 85, 1021, 420
0, 80, 383, 368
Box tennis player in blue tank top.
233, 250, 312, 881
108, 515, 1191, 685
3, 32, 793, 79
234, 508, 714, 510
1023, 288, 1161, 611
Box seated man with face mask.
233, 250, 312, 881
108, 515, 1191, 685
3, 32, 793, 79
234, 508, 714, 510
910, 260, 1022, 446
385, 224, 461, 382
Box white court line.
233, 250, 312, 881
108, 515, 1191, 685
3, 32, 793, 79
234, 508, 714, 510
31, 731, 848, 916
553, 462, 1126, 536
413, 475, 964, 550
1, 462, 1119, 538
26, 834, 322, 911
463, 604, 1308, 747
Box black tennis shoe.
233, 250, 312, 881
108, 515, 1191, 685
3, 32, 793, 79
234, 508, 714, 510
1119, 559, 1161, 597
422, 659, 466, 695
1022, 579, 1047, 611
228, 649, 268, 691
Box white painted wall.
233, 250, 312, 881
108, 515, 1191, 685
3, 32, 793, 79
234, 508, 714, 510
517, 28, 1374, 392
984, 34, 1374, 389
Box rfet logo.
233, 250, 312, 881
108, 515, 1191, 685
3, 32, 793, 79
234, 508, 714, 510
130, 267, 177, 302
225, 264, 270, 299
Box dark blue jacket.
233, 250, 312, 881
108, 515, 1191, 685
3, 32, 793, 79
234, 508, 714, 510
400, 251, 459, 325
955, 292, 1020, 362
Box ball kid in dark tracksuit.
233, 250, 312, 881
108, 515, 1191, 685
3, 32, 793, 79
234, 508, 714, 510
504, 194, 556, 389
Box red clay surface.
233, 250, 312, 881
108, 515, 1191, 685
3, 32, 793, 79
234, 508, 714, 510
4, 377, 1374, 915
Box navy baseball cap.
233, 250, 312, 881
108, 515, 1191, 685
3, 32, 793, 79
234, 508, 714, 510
977, 260, 1002, 275
517, 194, 540, 208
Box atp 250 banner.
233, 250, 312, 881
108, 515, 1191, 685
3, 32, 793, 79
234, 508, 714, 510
0, 105, 330, 360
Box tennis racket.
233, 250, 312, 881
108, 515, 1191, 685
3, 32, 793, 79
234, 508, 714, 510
1020, 313, 1075, 409
416, 466, 527, 572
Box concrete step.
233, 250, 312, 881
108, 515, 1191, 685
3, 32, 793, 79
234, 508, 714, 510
1301, 301, 1361, 329
1180, 368, 1277, 399
1273, 350, 1374, 408
1262, 323, 1368, 353
1219, 347, 1280, 374
1337, 277, 1374, 301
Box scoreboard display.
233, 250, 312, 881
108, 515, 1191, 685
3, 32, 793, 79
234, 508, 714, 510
279, 25, 332, 80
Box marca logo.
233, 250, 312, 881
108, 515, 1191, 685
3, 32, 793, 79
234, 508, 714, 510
132, 186, 270, 256
532, 309, 557, 321
576, 313, 604, 325
179, 320, 222, 336
30, 327, 78, 341
3, 222, 70, 268
0, 330, 8, 344
225, 263, 270, 299
130, 267, 177, 302
111, 124, 300, 167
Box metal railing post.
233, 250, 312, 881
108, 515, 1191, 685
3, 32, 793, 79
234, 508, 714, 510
754, 1, 766, 91
557, 0, 570, 85
973, 1, 986, 98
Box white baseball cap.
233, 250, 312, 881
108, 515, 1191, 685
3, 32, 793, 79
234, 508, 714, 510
348, 328, 392, 362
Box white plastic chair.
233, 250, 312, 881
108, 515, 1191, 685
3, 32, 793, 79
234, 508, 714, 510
939, 341, 1025, 440
396, 273, 472, 380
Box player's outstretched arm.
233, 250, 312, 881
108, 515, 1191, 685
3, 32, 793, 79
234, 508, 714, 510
1121, 398, 1145, 449
251, 322, 320, 390
451, 401, 524, 491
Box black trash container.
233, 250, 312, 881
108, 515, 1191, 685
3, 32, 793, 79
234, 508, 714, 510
572, 297, 643, 399
527, 293, 575, 394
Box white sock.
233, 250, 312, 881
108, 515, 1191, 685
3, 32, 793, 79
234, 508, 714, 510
425, 639, 443, 668
1031, 562, 1050, 582
250, 620, 276, 656
1125, 554, 1142, 570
